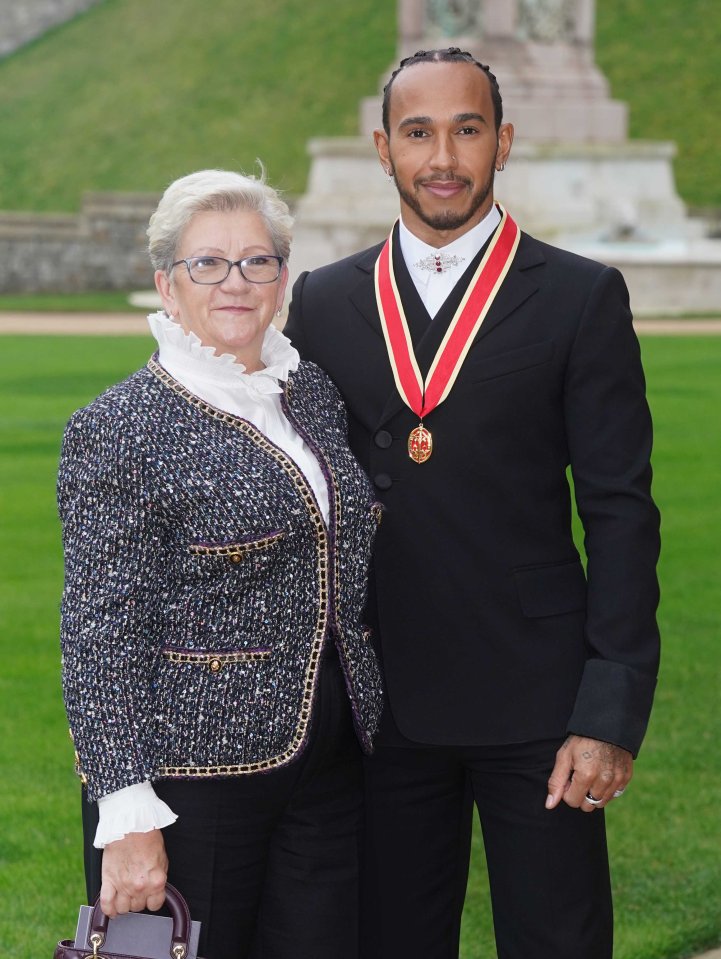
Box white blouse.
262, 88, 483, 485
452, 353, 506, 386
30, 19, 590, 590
94, 311, 331, 847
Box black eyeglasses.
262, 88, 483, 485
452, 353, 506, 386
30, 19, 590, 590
170, 255, 284, 285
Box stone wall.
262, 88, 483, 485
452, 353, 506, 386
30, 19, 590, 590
0, 0, 102, 58
0, 193, 158, 293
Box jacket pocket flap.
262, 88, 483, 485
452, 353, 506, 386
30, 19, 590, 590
466, 340, 554, 383
188, 530, 286, 558
514, 560, 586, 618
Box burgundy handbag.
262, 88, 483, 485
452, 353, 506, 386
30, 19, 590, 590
53, 883, 203, 959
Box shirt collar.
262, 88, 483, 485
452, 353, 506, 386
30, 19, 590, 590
147, 310, 299, 395
398, 204, 502, 284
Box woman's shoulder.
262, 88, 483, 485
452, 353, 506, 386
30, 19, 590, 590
286, 361, 348, 435
66, 363, 163, 433
70, 366, 163, 419
290, 359, 343, 403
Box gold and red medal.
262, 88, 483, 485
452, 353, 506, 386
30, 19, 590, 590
374, 204, 520, 463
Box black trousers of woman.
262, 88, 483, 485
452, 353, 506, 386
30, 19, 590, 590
82, 645, 363, 959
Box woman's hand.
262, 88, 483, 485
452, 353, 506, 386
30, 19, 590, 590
100, 829, 168, 917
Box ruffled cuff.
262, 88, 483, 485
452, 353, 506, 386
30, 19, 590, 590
94, 781, 178, 849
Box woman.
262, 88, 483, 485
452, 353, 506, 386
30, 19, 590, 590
58, 169, 383, 959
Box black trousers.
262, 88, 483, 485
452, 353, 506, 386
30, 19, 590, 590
82, 647, 363, 959
360, 737, 613, 959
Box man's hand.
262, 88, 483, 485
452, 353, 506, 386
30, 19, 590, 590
100, 829, 168, 917
546, 735, 633, 812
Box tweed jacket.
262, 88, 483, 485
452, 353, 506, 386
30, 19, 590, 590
58, 356, 383, 801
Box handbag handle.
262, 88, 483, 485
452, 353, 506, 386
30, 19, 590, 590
87, 882, 191, 959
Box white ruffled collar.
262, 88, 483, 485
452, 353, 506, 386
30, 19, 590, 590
147, 310, 299, 396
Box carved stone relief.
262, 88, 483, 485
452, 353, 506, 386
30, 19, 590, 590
425, 0, 481, 39
517, 0, 577, 42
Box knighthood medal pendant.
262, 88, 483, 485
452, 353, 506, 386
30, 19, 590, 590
408, 422, 433, 463
374, 206, 521, 470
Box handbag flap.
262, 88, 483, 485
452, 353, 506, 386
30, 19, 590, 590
74, 905, 201, 959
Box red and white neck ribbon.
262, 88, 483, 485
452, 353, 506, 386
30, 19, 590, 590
374, 204, 520, 420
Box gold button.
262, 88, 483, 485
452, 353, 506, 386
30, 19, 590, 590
230, 554, 242, 564
209, 658, 223, 673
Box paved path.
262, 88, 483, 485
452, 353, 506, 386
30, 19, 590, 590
0, 312, 150, 335
1, 312, 721, 336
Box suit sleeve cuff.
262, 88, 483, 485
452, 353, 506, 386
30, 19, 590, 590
566, 658, 657, 757
94, 781, 177, 849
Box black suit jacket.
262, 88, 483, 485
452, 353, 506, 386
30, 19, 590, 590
285, 229, 660, 756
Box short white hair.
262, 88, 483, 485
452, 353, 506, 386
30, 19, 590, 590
147, 168, 293, 273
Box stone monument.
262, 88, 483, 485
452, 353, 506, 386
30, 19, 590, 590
290, 0, 721, 314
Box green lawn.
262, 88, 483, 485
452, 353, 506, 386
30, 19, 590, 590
0, 335, 154, 955
0, 291, 144, 313
0, 334, 719, 958
0, 0, 719, 212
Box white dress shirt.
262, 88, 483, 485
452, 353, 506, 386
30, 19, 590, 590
398, 204, 501, 318
93, 311, 330, 847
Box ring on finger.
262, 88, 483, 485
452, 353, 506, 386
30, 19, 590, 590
585, 792, 604, 806
613, 788, 626, 798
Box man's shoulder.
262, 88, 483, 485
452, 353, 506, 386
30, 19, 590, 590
301, 241, 384, 286
520, 231, 617, 281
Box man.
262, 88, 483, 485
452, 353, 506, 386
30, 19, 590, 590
285, 48, 660, 959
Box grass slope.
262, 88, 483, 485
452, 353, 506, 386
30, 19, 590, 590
0, 0, 719, 212
0, 0, 394, 210
0, 334, 720, 958
596, 0, 721, 210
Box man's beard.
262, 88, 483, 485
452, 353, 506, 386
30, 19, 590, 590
394, 169, 495, 232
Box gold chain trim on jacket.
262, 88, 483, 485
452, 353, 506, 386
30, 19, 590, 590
162, 649, 272, 672
148, 357, 332, 777
159, 758, 289, 777
188, 531, 286, 557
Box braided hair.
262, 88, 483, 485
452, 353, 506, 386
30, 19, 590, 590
382, 47, 503, 135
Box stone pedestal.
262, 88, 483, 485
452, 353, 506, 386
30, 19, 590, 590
290, 137, 695, 276
290, 139, 397, 281
289, 137, 721, 317
495, 141, 693, 239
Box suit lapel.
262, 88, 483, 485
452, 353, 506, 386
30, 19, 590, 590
347, 244, 385, 339
390, 227, 432, 346
471, 235, 543, 344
